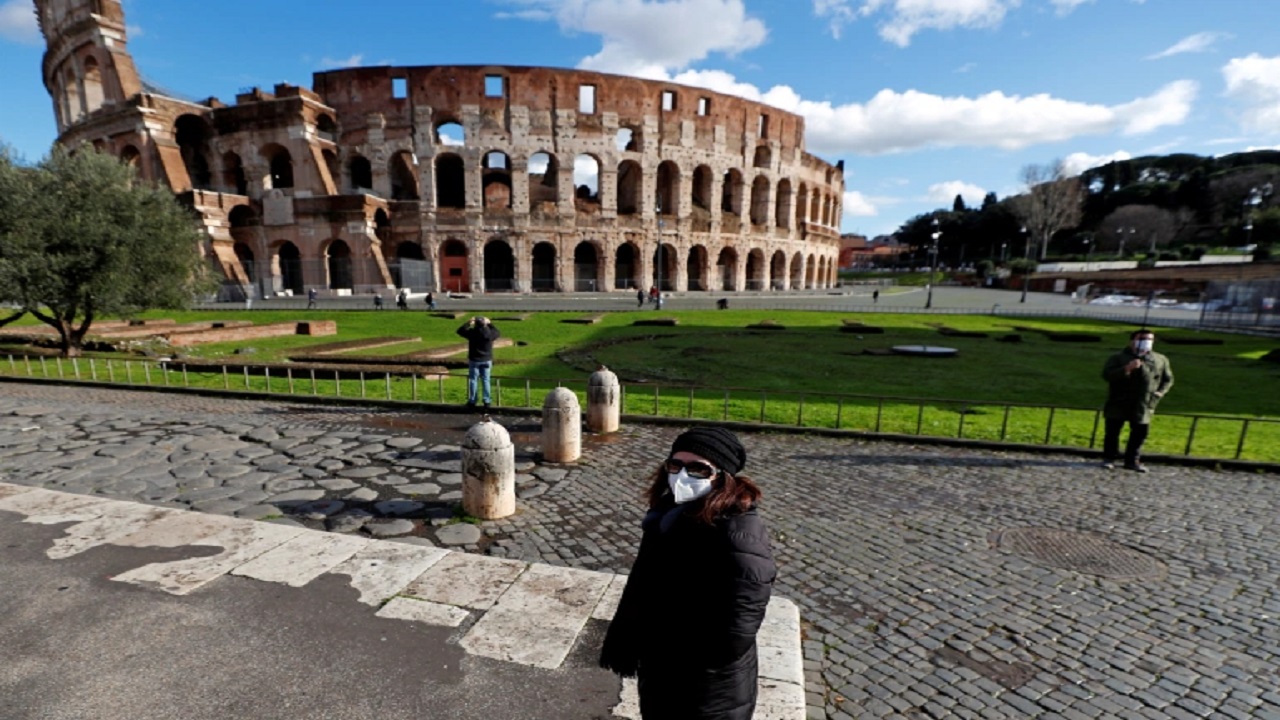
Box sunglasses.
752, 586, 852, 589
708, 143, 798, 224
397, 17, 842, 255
664, 457, 719, 479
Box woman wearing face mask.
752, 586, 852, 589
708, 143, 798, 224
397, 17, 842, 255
600, 426, 776, 720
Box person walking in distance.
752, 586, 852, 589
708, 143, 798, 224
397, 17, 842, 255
600, 426, 776, 720
307, 288, 317, 309
425, 291, 436, 311
457, 316, 500, 408
1101, 329, 1174, 472
396, 288, 409, 310
637, 288, 646, 308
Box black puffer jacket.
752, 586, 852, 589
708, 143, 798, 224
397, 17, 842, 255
600, 497, 776, 720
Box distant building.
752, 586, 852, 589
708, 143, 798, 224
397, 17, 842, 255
840, 234, 908, 268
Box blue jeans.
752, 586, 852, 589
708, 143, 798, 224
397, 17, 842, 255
467, 360, 492, 405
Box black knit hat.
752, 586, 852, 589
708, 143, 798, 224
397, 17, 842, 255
669, 427, 746, 476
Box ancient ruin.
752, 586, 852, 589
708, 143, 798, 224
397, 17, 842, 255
37, 0, 846, 298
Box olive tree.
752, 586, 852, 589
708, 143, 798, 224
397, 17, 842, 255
1014, 160, 1084, 260
0, 147, 213, 356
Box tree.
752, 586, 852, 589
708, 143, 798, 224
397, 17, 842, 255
1014, 160, 1084, 260
0, 147, 213, 356
1097, 205, 1179, 255
952, 194, 967, 213
0, 149, 30, 329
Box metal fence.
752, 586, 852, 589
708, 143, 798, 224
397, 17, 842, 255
1199, 278, 1280, 329
4, 355, 1276, 465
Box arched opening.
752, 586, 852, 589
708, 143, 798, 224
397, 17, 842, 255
222, 152, 247, 195
810, 192, 822, 225
615, 126, 640, 153
746, 249, 766, 291
771, 250, 787, 290
482, 151, 512, 209
440, 238, 469, 293
229, 205, 257, 228
389, 152, 418, 200
753, 145, 771, 170
528, 151, 558, 210
691, 165, 713, 211
823, 196, 833, 226
63, 68, 81, 122
806, 254, 817, 289
796, 183, 809, 225
82, 56, 104, 113
120, 145, 141, 176
791, 252, 805, 289
686, 245, 707, 291
436, 153, 465, 208
374, 208, 391, 243
614, 242, 639, 290
531, 242, 556, 292
775, 179, 793, 229
573, 154, 600, 211
326, 239, 353, 290
175, 115, 214, 190
617, 160, 642, 215
750, 176, 770, 226
655, 161, 679, 216
483, 239, 515, 291
721, 169, 743, 216
275, 242, 304, 296
435, 121, 465, 147
574, 242, 600, 291
717, 247, 738, 291
652, 243, 676, 292
348, 154, 373, 192
393, 242, 427, 289
261, 143, 294, 190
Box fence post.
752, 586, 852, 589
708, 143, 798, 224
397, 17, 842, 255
72, 358, 80, 379
287, 367, 294, 394
243, 366, 250, 390
1089, 410, 1101, 449
144, 362, 151, 385
222, 365, 229, 390
497, 379, 502, 407
654, 386, 660, 416
88, 358, 96, 381
335, 371, 341, 397
688, 387, 695, 418
525, 379, 531, 408
1235, 419, 1250, 459
56, 357, 64, 378
106, 359, 114, 383
957, 407, 965, 439
759, 393, 766, 423
1184, 416, 1199, 456
23, 355, 32, 376
411, 374, 417, 402
182, 365, 189, 387
1043, 407, 1056, 445
915, 402, 925, 435
796, 395, 804, 426
6, 355, 13, 373
40, 356, 48, 377
310, 369, 317, 395
359, 372, 366, 398
125, 360, 132, 384
835, 398, 843, 429
438, 375, 444, 402
1000, 405, 1011, 441
264, 367, 271, 393
385, 372, 392, 400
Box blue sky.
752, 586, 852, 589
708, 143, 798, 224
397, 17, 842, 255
2, 0, 1278, 237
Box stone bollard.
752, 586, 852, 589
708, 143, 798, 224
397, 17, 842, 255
587, 365, 620, 434
542, 387, 582, 463
461, 416, 515, 520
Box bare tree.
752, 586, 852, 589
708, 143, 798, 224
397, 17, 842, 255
1098, 205, 1178, 254
1013, 160, 1084, 260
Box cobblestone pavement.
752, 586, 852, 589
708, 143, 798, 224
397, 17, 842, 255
2, 383, 1278, 720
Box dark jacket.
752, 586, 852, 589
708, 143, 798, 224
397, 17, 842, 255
456, 321, 500, 362
1102, 347, 1174, 423
600, 497, 776, 720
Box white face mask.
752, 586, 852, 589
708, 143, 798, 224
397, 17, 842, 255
668, 470, 713, 504
1135, 339, 1154, 354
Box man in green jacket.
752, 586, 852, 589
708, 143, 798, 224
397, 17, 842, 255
1101, 328, 1174, 472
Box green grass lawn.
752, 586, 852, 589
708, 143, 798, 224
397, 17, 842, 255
3, 309, 1278, 462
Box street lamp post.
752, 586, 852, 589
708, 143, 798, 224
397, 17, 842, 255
1117, 226, 1134, 259
926, 218, 940, 309
1019, 226, 1031, 303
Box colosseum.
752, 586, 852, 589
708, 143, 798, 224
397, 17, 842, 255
37, 0, 846, 298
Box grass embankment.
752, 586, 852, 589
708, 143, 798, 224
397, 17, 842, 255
2, 310, 1277, 462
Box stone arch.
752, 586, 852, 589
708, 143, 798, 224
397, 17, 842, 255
348, 154, 373, 191
528, 151, 558, 209
435, 121, 465, 147
746, 249, 766, 290
274, 241, 304, 296
531, 242, 556, 291
750, 175, 770, 226
483, 238, 515, 291
617, 160, 642, 215
175, 115, 214, 190
63, 66, 81, 123
691, 165, 713, 211
655, 160, 680, 216
810, 192, 822, 225
753, 145, 771, 170
797, 183, 809, 224
324, 239, 353, 290
574, 153, 601, 209
440, 238, 469, 292
229, 205, 257, 228
686, 244, 708, 291
436, 153, 465, 208
614, 241, 640, 289
390, 152, 419, 200
221, 152, 247, 195
790, 251, 805, 289
482, 151, 512, 209
806, 253, 817, 289
716, 247, 738, 291
771, 250, 787, 290
775, 178, 793, 229
652, 242, 676, 292
81, 55, 104, 114
721, 169, 744, 216
120, 145, 141, 176
260, 143, 293, 190
574, 241, 602, 291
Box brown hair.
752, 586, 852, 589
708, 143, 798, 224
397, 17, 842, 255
644, 463, 762, 525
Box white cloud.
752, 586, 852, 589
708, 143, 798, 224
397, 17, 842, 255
671, 70, 1195, 155
1049, 0, 1094, 15
1223, 54, 1280, 135
1061, 150, 1131, 176
814, 0, 1016, 47
0, 0, 39, 44
1146, 31, 1229, 60
843, 190, 879, 216
503, 0, 766, 76
126, 24, 144, 38
926, 181, 986, 206
319, 54, 364, 69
